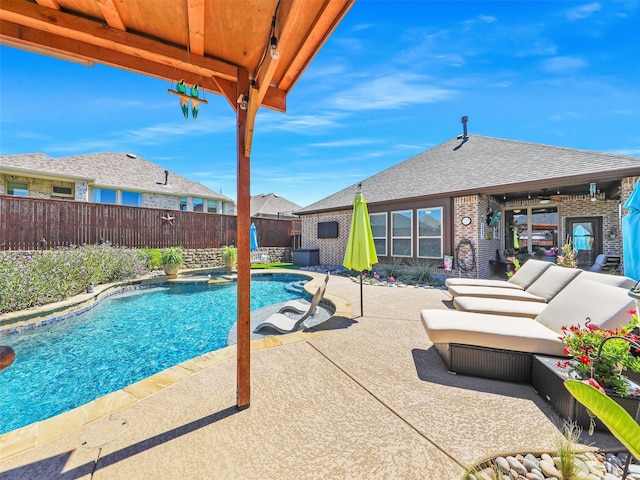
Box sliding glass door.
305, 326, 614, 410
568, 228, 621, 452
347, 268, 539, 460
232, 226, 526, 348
504, 207, 559, 259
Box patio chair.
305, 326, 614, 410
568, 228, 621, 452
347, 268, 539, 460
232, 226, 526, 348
452, 270, 637, 317
254, 274, 329, 333
445, 258, 552, 291
447, 263, 582, 302
277, 273, 330, 315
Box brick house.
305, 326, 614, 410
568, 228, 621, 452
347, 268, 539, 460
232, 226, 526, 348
296, 134, 640, 278
0, 152, 235, 214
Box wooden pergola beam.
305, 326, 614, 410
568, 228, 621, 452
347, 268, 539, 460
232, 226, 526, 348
0, 20, 287, 112
186, 0, 205, 56
0, 0, 237, 81
96, 0, 126, 32
243, 0, 294, 157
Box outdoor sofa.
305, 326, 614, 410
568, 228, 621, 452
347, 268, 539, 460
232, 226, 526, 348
420, 277, 636, 383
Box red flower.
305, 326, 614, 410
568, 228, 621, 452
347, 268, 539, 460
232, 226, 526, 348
578, 355, 591, 366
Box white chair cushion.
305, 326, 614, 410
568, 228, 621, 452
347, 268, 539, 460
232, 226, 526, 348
525, 265, 582, 302
534, 278, 635, 334
420, 309, 565, 357
453, 297, 547, 318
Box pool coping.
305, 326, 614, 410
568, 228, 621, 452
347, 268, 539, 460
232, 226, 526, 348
0, 269, 352, 461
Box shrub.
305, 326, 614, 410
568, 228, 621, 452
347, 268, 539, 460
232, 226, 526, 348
0, 245, 148, 314
141, 248, 163, 270
401, 260, 443, 286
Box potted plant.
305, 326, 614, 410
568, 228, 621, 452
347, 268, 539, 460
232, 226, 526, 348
221, 245, 237, 270
558, 312, 640, 396
161, 246, 183, 278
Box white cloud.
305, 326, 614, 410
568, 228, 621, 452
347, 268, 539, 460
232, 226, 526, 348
257, 112, 345, 134
542, 56, 588, 73
565, 2, 601, 20
308, 138, 380, 148
329, 73, 457, 111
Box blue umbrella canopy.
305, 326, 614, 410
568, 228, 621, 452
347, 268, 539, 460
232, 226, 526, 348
250, 222, 259, 251
622, 181, 640, 281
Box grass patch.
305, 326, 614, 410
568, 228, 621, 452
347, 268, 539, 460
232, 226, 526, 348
250, 262, 300, 270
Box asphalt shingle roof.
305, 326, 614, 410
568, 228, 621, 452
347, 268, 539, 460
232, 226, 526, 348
298, 135, 640, 214
0, 152, 233, 202
251, 193, 301, 217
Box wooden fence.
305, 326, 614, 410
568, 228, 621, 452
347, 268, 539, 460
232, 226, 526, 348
0, 195, 299, 250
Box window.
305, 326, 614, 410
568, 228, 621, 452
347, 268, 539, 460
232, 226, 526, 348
417, 207, 443, 258
505, 207, 558, 255
121, 191, 142, 206
207, 200, 217, 213
7, 181, 28, 196
52, 185, 73, 199
193, 198, 204, 212
93, 188, 117, 204
391, 210, 412, 256
179, 197, 187, 211
369, 212, 387, 256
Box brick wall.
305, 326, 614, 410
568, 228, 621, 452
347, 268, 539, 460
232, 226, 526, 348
301, 210, 352, 266
452, 195, 482, 277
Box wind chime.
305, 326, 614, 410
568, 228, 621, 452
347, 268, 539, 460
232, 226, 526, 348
167, 64, 208, 120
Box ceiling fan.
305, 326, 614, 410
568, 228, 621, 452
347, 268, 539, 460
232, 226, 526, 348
538, 188, 552, 204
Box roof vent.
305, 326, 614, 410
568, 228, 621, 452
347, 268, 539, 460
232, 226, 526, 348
126, 153, 137, 158
156, 170, 170, 186
457, 116, 469, 141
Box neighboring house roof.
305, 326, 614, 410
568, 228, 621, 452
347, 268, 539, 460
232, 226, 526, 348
0, 152, 234, 203
298, 135, 640, 214
0, 152, 92, 181
251, 193, 301, 217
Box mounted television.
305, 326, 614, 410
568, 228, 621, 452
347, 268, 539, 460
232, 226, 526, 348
318, 221, 339, 239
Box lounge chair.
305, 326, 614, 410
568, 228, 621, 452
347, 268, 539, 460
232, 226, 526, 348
276, 273, 330, 315
589, 254, 621, 273
445, 258, 552, 290
452, 270, 637, 317
254, 274, 329, 333
447, 263, 582, 302
420, 278, 635, 382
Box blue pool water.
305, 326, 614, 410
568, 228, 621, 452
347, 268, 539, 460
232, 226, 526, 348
0, 274, 309, 435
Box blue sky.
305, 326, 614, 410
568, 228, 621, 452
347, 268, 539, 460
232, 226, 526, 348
1, 1, 639, 208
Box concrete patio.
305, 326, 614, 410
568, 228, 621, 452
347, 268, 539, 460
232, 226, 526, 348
0, 272, 624, 479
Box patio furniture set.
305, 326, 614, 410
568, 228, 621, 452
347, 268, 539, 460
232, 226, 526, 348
420, 259, 639, 429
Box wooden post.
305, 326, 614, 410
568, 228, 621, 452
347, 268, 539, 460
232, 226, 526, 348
236, 68, 251, 409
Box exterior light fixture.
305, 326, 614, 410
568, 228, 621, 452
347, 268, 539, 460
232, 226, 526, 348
270, 35, 280, 60
589, 182, 597, 202
237, 93, 248, 110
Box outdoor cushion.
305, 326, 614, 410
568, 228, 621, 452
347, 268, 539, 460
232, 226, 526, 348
446, 285, 548, 302
577, 271, 636, 289
447, 264, 581, 302
534, 278, 635, 334
523, 265, 582, 302
420, 309, 566, 357
452, 297, 547, 318
445, 259, 552, 290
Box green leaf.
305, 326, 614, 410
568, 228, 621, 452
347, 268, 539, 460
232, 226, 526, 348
564, 380, 640, 459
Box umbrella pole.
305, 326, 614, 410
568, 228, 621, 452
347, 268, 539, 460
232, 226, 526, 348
360, 272, 363, 317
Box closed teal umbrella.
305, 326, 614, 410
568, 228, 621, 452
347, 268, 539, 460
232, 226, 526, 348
250, 222, 258, 251
623, 180, 640, 280
343, 191, 378, 316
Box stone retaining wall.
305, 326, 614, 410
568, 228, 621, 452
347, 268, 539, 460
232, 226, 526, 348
182, 247, 292, 268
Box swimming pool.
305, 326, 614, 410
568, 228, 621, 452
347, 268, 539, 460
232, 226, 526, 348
0, 273, 310, 435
